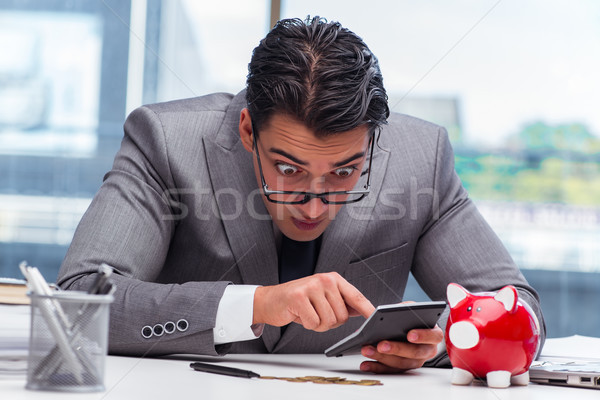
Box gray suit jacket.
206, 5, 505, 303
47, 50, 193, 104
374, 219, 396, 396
57, 91, 545, 359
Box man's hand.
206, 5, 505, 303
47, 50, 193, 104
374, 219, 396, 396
253, 272, 375, 332
359, 326, 444, 373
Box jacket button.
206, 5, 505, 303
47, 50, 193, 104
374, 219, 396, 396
153, 323, 164, 337
177, 319, 189, 332
164, 321, 176, 334
141, 325, 153, 338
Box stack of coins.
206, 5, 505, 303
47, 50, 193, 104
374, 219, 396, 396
259, 375, 382, 386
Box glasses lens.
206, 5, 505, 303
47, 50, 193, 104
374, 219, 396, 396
267, 191, 306, 204
323, 192, 365, 204
266, 191, 366, 204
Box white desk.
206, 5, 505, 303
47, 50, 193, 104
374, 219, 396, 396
1, 353, 598, 399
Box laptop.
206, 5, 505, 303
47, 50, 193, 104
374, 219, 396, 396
529, 361, 600, 389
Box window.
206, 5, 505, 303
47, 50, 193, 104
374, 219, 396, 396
281, 0, 600, 337
0, 0, 130, 278
2, 0, 598, 338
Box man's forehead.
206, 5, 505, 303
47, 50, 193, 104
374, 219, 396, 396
261, 113, 370, 150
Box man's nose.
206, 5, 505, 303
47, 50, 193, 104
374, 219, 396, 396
293, 176, 328, 218
299, 195, 328, 219
308, 175, 327, 193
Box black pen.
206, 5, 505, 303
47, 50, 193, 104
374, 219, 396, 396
190, 362, 260, 379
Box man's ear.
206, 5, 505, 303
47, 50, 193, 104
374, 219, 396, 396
239, 108, 254, 153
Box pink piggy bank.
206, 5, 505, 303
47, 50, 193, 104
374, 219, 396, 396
445, 283, 541, 388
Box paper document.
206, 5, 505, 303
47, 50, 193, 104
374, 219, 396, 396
0, 304, 30, 374
539, 335, 600, 361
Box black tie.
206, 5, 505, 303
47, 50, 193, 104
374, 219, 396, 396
278, 235, 321, 283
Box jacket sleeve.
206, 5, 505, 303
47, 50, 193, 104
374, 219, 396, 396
57, 106, 232, 356
410, 128, 546, 367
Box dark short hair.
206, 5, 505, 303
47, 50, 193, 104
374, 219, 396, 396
246, 16, 389, 137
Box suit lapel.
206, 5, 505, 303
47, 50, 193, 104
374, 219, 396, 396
203, 92, 281, 351
273, 144, 390, 352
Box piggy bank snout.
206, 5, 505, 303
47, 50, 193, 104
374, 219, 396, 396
448, 321, 479, 349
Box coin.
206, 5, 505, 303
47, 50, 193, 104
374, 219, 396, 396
357, 381, 383, 386
259, 375, 382, 386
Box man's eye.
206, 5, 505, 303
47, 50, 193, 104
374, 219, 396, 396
334, 167, 356, 178
276, 163, 299, 176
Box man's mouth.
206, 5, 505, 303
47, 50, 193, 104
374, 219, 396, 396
292, 217, 324, 231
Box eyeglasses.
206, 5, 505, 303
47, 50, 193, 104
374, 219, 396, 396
252, 125, 374, 205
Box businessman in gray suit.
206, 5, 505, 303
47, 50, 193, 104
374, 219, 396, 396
58, 16, 545, 373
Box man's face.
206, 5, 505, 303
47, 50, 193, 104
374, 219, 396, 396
240, 110, 371, 242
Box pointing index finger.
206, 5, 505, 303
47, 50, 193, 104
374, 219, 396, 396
337, 278, 375, 318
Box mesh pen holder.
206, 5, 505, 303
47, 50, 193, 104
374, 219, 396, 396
26, 291, 113, 392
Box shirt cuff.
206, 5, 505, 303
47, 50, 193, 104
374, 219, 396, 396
213, 284, 264, 345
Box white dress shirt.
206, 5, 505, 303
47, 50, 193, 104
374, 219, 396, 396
213, 285, 264, 344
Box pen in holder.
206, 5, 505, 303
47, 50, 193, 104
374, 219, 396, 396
26, 290, 114, 392
20, 262, 115, 392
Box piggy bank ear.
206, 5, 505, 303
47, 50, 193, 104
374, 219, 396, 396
494, 285, 518, 313
447, 283, 469, 309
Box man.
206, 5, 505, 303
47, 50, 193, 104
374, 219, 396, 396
57, 16, 545, 373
